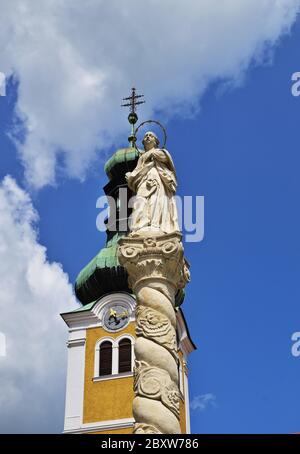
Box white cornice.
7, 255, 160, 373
63, 418, 135, 434
67, 338, 86, 348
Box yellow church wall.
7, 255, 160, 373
83, 322, 188, 433
91, 427, 133, 434
179, 399, 186, 434
83, 323, 136, 424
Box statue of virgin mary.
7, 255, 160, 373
126, 131, 180, 235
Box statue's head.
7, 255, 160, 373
142, 131, 159, 151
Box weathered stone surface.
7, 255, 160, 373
118, 132, 190, 434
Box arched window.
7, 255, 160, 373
94, 335, 135, 379
118, 338, 131, 373
99, 341, 112, 376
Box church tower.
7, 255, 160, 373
61, 94, 195, 434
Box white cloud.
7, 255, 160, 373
0, 176, 77, 433
191, 393, 217, 411
0, 0, 299, 188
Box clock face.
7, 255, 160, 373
103, 305, 130, 331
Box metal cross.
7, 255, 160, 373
121, 87, 145, 114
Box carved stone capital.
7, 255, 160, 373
118, 232, 190, 293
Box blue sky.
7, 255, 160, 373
186, 23, 300, 433
0, 1, 300, 434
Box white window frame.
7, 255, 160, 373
94, 334, 135, 379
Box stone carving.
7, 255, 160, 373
133, 424, 162, 435
126, 131, 180, 235
119, 233, 189, 292
135, 306, 177, 356
119, 232, 188, 433
134, 361, 180, 419
118, 132, 190, 434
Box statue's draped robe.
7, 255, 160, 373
127, 148, 180, 234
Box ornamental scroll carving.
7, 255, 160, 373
133, 424, 162, 435
135, 306, 177, 358
134, 360, 180, 419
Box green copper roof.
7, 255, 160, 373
75, 233, 130, 305
104, 147, 139, 179
71, 300, 97, 313
74, 146, 140, 305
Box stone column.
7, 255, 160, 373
118, 232, 190, 434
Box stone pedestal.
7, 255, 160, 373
118, 232, 190, 434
